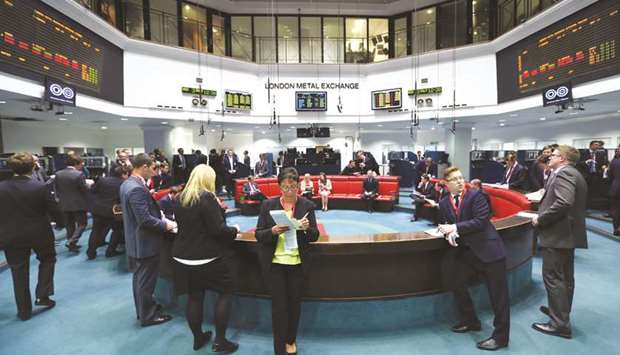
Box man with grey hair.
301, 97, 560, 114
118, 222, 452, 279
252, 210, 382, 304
532, 145, 587, 339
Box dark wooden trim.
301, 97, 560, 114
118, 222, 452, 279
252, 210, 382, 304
143, 0, 151, 40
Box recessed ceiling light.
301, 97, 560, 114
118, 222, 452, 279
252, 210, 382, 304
431, 127, 436, 130
101, 126, 108, 130
261, 131, 266, 134
499, 119, 506, 122
569, 112, 579, 115
0, 101, 6, 104
509, 113, 518, 117
59, 118, 67, 121
499, 123, 505, 127
427, 9, 433, 14
290, 126, 296, 129
64, 112, 73, 115
539, 117, 546, 121
121, 118, 128, 121
161, 121, 168, 124
210, 129, 216, 132
454, 119, 460, 123
471, 127, 476, 130
376, 124, 383, 127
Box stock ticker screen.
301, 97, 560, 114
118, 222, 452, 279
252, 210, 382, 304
496, 0, 620, 103
0, 0, 123, 104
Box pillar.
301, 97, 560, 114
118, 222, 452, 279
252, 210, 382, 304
141, 124, 173, 158
444, 123, 473, 180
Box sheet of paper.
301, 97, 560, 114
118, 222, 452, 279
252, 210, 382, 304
525, 190, 544, 202
517, 211, 539, 219
424, 228, 444, 238
270, 210, 298, 251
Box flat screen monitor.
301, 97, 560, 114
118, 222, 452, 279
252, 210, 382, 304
225, 91, 252, 110
371, 88, 402, 110
296, 128, 312, 138
315, 127, 330, 138
296, 91, 327, 111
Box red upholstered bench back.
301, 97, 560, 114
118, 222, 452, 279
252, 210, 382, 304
153, 189, 170, 201
485, 187, 531, 219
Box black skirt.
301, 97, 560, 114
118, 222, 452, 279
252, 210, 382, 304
173, 257, 235, 295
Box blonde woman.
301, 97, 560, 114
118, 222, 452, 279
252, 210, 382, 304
299, 173, 314, 198
172, 164, 240, 353
318, 172, 332, 211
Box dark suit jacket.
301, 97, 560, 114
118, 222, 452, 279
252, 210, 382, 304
0, 176, 64, 249
120, 176, 168, 259
500, 163, 528, 190
91, 176, 123, 217
255, 160, 269, 177
195, 154, 208, 166
255, 197, 319, 274
439, 189, 506, 263
608, 157, 620, 197
243, 182, 262, 196
157, 195, 175, 220
529, 160, 548, 191
537, 164, 588, 249
363, 178, 378, 194
32, 168, 48, 183
172, 154, 189, 175
579, 149, 608, 175
172, 192, 238, 260
341, 166, 360, 176
243, 155, 251, 166
54, 167, 89, 212
415, 161, 438, 178
223, 155, 239, 173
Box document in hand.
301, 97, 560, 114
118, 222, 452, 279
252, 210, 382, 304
516, 211, 539, 219
424, 228, 444, 238
269, 210, 299, 251
525, 189, 544, 202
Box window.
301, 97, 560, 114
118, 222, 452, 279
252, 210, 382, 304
98, 0, 118, 28
369, 18, 388, 62
472, 0, 491, 43
254, 16, 276, 63
278, 17, 299, 63
212, 14, 226, 56
231, 16, 252, 61
123, 0, 144, 39
394, 16, 408, 58
412, 7, 436, 54
182, 3, 207, 51
498, 0, 515, 36
300, 17, 321, 63
150, 0, 178, 46
438, 0, 468, 49
323, 17, 344, 64
345, 18, 367, 63
516, 0, 527, 24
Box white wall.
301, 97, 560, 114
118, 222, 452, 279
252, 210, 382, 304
1, 120, 143, 158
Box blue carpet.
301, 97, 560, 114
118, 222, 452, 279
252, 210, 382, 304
1, 212, 619, 354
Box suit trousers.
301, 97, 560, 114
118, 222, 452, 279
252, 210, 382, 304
225, 173, 235, 197
130, 255, 161, 324
448, 246, 510, 343
64, 211, 87, 245
610, 195, 620, 232
361, 192, 377, 211
267, 263, 305, 355
542, 247, 575, 330
4, 240, 56, 317
87, 215, 124, 257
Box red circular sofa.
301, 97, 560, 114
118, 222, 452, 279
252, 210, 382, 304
234, 175, 401, 215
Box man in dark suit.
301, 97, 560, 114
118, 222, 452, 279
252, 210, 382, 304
415, 157, 438, 186
120, 153, 176, 327
410, 174, 436, 222
341, 160, 361, 176
193, 150, 208, 166
0, 153, 65, 321
578, 140, 608, 205
356, 151, 379, 175
86, 165, 129, 260
109, 148, 132, 174
500, 152, 528, 190
31, 155, 49, 183
529, 147, 553, 191
172, 148, 189, 185
223, 149, 239, 198
532, 145, 587, 339
438, 166, 509, 351
361, 170, 379, 213
243, 150, 251, 166
157, 185, 181, 220
255, 153, 270, 178
54, 154, 90, 253
243, 176, 266, 201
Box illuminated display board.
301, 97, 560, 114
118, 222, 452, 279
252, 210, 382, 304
296, 91, 327, 111
372, 88, 402, 110
0, 0, 123, 104
225, 90, 252, 110
497, 0, 620, 103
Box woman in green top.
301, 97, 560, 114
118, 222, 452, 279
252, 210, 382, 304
255, 167, 320, 355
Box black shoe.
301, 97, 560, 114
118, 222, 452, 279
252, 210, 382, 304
86, 252, 96, 260
531, 322, 572, 339
141, 314, 173, 327
35, 297, 56, 308
476, 337, 508, 351
451, 322, 482, 333
193, 331, 213, 351
212, 339, 239, 353
65, 244, 80, 253
539, 305, 550, 317
614, 229, 620, 236
105, 250, 124, 258
17, 312, 31, 321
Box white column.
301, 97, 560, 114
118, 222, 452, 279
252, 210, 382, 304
444, 123, 473, 180
141, 124, 173, 157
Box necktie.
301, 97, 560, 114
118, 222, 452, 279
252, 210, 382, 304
454, 195, 460, 208
249, 184, 255, 193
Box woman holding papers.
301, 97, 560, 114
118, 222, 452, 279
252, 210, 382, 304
172, 165, 240, 353
255, 167, 320, 355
